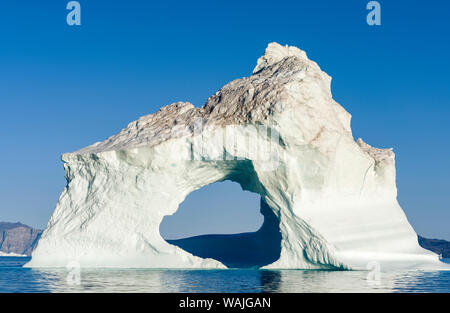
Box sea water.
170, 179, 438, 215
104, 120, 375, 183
0, 257, 449, 293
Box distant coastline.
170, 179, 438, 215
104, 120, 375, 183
0, 222, 42, 256
418, 236, 450, 258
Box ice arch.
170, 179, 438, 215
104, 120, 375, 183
27, 151, 347, 269
26, 43, 445, 270
161, 181, 282, 268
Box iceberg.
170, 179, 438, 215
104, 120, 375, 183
26, 43, 447, 270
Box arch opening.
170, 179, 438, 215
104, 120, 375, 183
160, 181, 282, 268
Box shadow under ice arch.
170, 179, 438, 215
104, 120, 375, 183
26, 42, 445, 270
162, 181, 282, 269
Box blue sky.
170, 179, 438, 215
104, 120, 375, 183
0, 1, 449, 239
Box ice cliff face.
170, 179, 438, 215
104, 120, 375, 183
26, 43, 445, 269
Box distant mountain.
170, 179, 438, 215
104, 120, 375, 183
0, 222, 42, 256
418, 236, 450, 258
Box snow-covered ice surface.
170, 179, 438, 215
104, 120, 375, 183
0, 252, 27, 257
26, 43, 448, 270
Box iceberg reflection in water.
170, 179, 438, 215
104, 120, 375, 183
0, 257, 449, 293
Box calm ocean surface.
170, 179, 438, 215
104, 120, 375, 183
0, 257, 449, 293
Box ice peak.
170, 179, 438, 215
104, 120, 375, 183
253, 42, 308, 73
